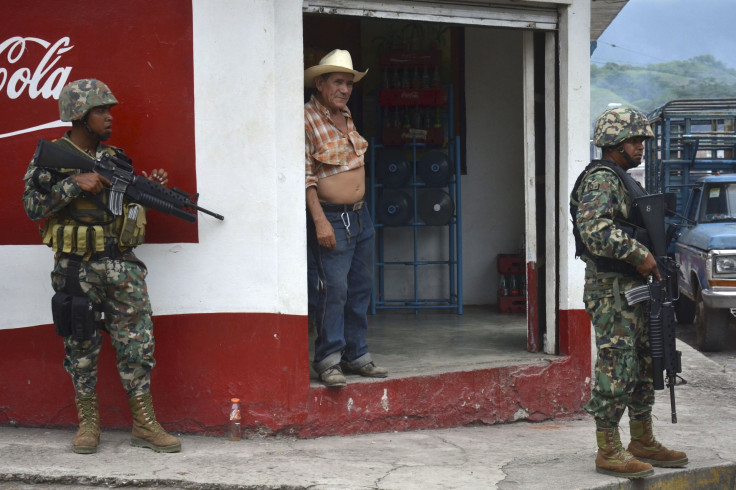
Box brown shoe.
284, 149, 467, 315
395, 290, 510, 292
72, 395, 100, 454
595, 428, 654, 479
319, 365, 347, 387
628, 418, 688, 468
129, 393, 181, 453
341, 361, 388, 378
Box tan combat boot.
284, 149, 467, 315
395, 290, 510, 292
72, 395, 100, 454
595, 427, 654, 479
128, 393, 181, 453
627, 418, 688, 467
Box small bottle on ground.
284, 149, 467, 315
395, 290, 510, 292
228, 398, 241, 441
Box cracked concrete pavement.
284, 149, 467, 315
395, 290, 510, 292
1, 340, 735, 489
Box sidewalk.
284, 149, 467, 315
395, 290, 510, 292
1, 341, 734, 490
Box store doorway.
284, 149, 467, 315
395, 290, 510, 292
303, 6, 559, 381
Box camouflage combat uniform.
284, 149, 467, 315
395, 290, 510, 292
575, 165, 655, 428
22, 136, 155, 398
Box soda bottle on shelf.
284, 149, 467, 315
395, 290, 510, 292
392, 67, 402, 89
432, 65, 441, 89
411, 107, 422, 130
412, 66, 421, 89
510, 275, 521, 296
421, 65, 431, 89
402, 109, 411, 130
433, 106, 443, 129
228, 398, 242, 441
383, 107, 392, 129
498, 274, 508, 297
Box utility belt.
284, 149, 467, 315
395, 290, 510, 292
58, 242, 130, 262
320, 200, 364, 213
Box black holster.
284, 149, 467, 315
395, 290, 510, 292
51, 257, 101, 341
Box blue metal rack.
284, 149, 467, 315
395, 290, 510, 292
369, 135, 463, 314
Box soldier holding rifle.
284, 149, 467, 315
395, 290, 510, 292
22, 79, 181, 455
571, 107, 688, 478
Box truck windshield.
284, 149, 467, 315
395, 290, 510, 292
700, 183, 736, 222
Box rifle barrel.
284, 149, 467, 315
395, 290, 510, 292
197, 207, 225, 221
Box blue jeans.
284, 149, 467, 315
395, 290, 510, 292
308, 205, 375, 374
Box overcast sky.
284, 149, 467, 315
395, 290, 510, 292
592, 0, 736, 70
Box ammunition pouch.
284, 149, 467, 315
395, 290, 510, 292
119, 203, 146, 248
43, 223, 107, 255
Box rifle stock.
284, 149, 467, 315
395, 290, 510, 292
33, 138, 97, 172
32, 139, 224, 223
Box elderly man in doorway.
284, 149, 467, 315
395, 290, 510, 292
304, 49, 388, 387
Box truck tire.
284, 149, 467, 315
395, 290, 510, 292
674, 295, 695, 324
695, 291, 728, 352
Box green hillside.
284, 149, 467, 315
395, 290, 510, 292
590, 55, 736, 132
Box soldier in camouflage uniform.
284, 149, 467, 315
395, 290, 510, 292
572, 107, 688, 478
22, 79, 181, 454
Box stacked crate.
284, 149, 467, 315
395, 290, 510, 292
497, 254, 526, 314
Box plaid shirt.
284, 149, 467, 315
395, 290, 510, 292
304, 95, 368, 189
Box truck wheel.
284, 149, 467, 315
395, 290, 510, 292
695, 291, 728, 352
674, 295, 695, 324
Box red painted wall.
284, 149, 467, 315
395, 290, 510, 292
0, 313, 311, 434
1, 0, 196, 245
0, 309, 591, 436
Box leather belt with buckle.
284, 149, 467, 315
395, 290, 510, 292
320, 200, 364, 213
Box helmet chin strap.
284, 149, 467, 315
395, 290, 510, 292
83, 120, 110, 141
617, 145, 637, 168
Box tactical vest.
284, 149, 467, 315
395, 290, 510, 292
39, 138, 146, 258
570, 160, 650, 276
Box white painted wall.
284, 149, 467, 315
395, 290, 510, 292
0, 0, 307, 330
558, 0, 590, 312
463, 27, 525, 305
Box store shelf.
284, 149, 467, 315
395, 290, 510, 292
369, 136, 463, 314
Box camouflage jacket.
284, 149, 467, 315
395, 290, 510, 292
22, 135, 127, 219
22, 135, 128, 243
23, 136, 84, 223
575, 162, 650, 274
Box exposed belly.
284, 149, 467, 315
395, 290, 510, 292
317, 166, 366, 204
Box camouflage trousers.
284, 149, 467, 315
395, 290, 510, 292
51, 255, 155, 398
583, 274, 654, 428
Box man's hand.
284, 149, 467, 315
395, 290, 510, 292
142, 168, 168, 187
316, 219, 336, 250
72, 173, 110, 194
637, 252, 662, 281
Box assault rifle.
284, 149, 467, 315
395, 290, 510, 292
32, 139, 224, 223
624, 193, 682, 423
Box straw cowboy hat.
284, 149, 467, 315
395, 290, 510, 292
304, 49, 368, 87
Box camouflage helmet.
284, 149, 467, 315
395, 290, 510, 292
58, 79, 118, 122
593, 106, 654, 148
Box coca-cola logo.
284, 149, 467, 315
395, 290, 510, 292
1, 1, 197, 246
400, 91, 420, 100
0, 36, 73, 138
